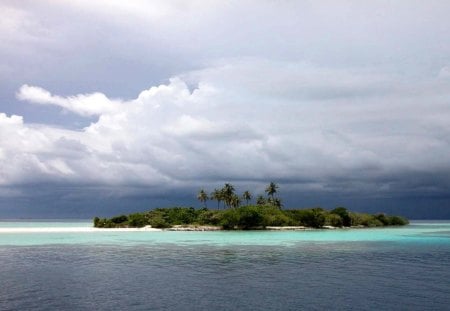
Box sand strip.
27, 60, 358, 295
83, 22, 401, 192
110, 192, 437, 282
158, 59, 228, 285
0, 227, 163, 233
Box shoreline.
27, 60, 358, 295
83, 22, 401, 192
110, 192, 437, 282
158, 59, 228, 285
0, 224, 372, 233
165, 225, 368, 231
0, 226, 163, 233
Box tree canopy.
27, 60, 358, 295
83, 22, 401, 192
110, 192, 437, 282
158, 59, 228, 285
94, 181, 408, 229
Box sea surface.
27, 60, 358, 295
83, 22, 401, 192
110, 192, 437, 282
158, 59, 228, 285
0, 220, 449, 310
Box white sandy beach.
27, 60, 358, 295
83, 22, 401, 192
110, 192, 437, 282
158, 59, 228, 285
0, 225, 346, 233
0, 226, 163, 233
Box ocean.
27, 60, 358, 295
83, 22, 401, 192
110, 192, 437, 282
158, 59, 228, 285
0, 221, 449, 310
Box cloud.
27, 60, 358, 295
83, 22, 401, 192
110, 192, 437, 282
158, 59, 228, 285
3, 1, 450, 90
2, 59, 450, 204
439, 66, 450, 79
1, 1, 450, 215
17, 84, 120, 116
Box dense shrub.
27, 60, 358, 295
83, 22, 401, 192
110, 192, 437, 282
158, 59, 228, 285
350, 212, 382, 227
325, 213, 343, 227
285, 208, 326, 228
219, 205, 292, 229
236, 205, 264, 229
362, 216, 384, 227
93, 217, 100, 227
95, 218, 115, 228
128, 213, 148, 227
148, 212, 170, 228
262, 207, 292, 226
158, 207, 200, 225
330, 207, 352, 227
220, 208, 240, 229
197, 210, 222, 225
94, 206, 408, 229
387, 215, 409, 226
375, 213, 390, 226
110, 215, 128, 224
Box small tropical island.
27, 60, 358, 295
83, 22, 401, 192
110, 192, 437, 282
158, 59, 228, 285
94, 182, 409, 230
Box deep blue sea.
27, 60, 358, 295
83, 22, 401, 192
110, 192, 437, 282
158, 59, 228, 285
0, 221, 449, 310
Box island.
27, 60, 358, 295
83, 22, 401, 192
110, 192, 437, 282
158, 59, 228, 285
93, 182, 409, 230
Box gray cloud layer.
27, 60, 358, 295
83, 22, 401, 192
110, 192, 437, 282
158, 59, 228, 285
1, 1, 450, 217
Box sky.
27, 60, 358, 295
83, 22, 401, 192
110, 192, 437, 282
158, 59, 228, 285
1, 0, 450, 218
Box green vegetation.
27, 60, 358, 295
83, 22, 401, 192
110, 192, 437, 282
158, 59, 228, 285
94, 205, 408, 229
94, 182, 409, 229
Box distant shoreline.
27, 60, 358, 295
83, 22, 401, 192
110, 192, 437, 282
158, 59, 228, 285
0, 224, 406, 234
0, 227, 161, 233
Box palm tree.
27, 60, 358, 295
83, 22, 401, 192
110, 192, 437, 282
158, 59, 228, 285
222, 183, 235, 208
242, 191, 252, 206
272, 197, 283, 209
230, 194, 241, 208
256, 195, 266, 206
211, 188, 223, 209
197, 189, 209, 208
265, 182, 279, 201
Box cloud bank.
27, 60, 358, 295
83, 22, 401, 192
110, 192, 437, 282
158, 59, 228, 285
1, 59, 449, 205
1, 1, 450, 217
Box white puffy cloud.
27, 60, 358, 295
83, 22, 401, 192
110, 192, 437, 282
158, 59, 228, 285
17, 85, 120, 116
2, 59, 450, 200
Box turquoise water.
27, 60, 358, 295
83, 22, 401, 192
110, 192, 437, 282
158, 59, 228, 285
1, 221, 449, 310
0, 220, 449, 246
